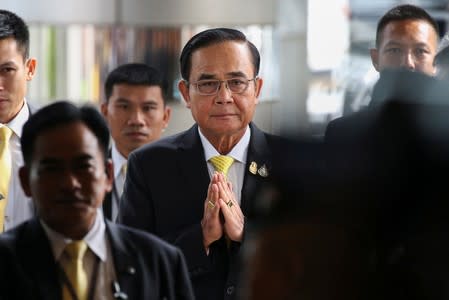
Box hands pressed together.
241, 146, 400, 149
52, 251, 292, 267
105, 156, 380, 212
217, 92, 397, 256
201, 172, 245, 253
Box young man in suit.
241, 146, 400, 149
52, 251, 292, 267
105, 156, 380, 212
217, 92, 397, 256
325, 4, 441, 174
101, 63, 171, 221
118, 28, 280, 300
0, 9, 37, 232
0, 101, 194, 300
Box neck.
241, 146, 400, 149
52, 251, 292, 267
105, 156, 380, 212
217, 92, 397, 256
203, 130, 246, 155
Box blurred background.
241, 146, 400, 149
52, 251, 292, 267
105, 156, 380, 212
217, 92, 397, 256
4, 0, 449, 137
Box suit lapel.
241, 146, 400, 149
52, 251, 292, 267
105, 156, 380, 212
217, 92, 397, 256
241, 123, 272, 213
102, 150, 114, 220
106, 221, 141, 299
20, 219, 61, 300
177, 125, 210, 207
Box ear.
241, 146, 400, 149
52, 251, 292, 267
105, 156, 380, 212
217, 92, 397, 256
25, 58, 37, 81
254, 77, 263, 104
162, 105, 172, 128
178, 80, 191, 108
100, 101, 108, 117
18, 166, 32, 197
104, 158, 114, 193
370, 48, 380, 71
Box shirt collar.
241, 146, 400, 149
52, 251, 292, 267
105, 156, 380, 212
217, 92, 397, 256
111, 143, 127, 179
41, 208, 108, 262
198, 125, 251, 164
2, 99, 29, 138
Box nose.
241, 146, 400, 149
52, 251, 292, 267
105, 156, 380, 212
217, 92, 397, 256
401, 52, 416, 70
61, 170, 81, 191
128, 108, 145, 125
215, 81, 233, 104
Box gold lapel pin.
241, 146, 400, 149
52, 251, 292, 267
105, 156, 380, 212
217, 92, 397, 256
249, 161, 258, 174
258, 164, 269, 177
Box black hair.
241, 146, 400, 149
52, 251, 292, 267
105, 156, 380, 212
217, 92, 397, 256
179, 28, 260, 81
104, 63, 167, 103
21, 101, 110, 166
0, 9, 30, 60
375, 4, 439, 48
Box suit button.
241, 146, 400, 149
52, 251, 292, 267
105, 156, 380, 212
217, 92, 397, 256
127, 266, 136, 274
226, 286, 234, 295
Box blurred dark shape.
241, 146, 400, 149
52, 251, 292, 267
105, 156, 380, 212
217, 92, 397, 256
241, 69, 449, 300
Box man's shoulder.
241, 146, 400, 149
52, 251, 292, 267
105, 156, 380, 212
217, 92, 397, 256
107, 222, 180, 255
132, 126, 197, 157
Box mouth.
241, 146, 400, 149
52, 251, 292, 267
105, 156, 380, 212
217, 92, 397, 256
125, 130, 148, 137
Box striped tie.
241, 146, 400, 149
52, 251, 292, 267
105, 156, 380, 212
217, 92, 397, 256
209, 155, 234, 177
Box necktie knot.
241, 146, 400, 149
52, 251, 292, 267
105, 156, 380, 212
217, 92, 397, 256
65, 240, 87, 261
0, 126, 13, 141
209, 155, 234, 176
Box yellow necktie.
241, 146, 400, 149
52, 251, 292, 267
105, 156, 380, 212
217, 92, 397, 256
209, 155, 234, 177
62, 241, 88, 300
0, 126, 13, 233
119, 163, 127, 195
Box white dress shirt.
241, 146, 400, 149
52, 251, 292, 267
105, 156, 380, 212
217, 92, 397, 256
3, 100, 34, 231
110, 143, 127, 222
42, 209, 117, 300
198, 125, 251, 204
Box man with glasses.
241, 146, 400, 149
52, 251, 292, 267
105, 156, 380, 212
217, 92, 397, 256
119, 28, 280, 300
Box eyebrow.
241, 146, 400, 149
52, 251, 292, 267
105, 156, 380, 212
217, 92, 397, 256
115, 98, 159, 106
0, 61, 18, 68
197, 71, 249, 81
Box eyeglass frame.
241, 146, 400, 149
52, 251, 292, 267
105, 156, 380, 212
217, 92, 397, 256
185, 77, 258, 96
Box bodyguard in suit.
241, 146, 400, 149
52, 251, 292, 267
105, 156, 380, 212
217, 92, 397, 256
119, 28, 279, 300
0, 101, 194, 300
0, 9, 37, 232
101, 63, 171, 222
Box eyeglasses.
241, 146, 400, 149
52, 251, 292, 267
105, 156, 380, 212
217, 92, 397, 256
188, 78, 257, 95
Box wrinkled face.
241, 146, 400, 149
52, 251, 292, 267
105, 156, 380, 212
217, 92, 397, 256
370, 20, 438, 75
19, 122, 113, 239
0, 37, 36, 123
179, 41, 263, 140
101, 84, 171, 158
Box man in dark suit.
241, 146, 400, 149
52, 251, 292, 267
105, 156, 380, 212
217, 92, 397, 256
0, 101, 194, 300
101, 63, 171, 221
118, 28, 280, 300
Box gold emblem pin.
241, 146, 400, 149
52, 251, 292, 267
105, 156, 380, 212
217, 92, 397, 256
249, 161, 258, 174
258, 164, 269, 177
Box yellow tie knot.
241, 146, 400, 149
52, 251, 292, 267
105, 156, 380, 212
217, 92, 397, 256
0, 126, 13, 141
65, 240, 88, 261
209, 155, 234, 176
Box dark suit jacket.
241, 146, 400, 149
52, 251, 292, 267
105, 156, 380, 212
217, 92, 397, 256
0, 218, 194, 300
119, 123, 280, 300
103, 149, 118, 221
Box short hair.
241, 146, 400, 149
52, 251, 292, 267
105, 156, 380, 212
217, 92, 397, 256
21, 101, 110, 166
0, 9, 30, 60
104, 63, 167, 103
180, 28, 260, 81
375, 4, 439, 48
